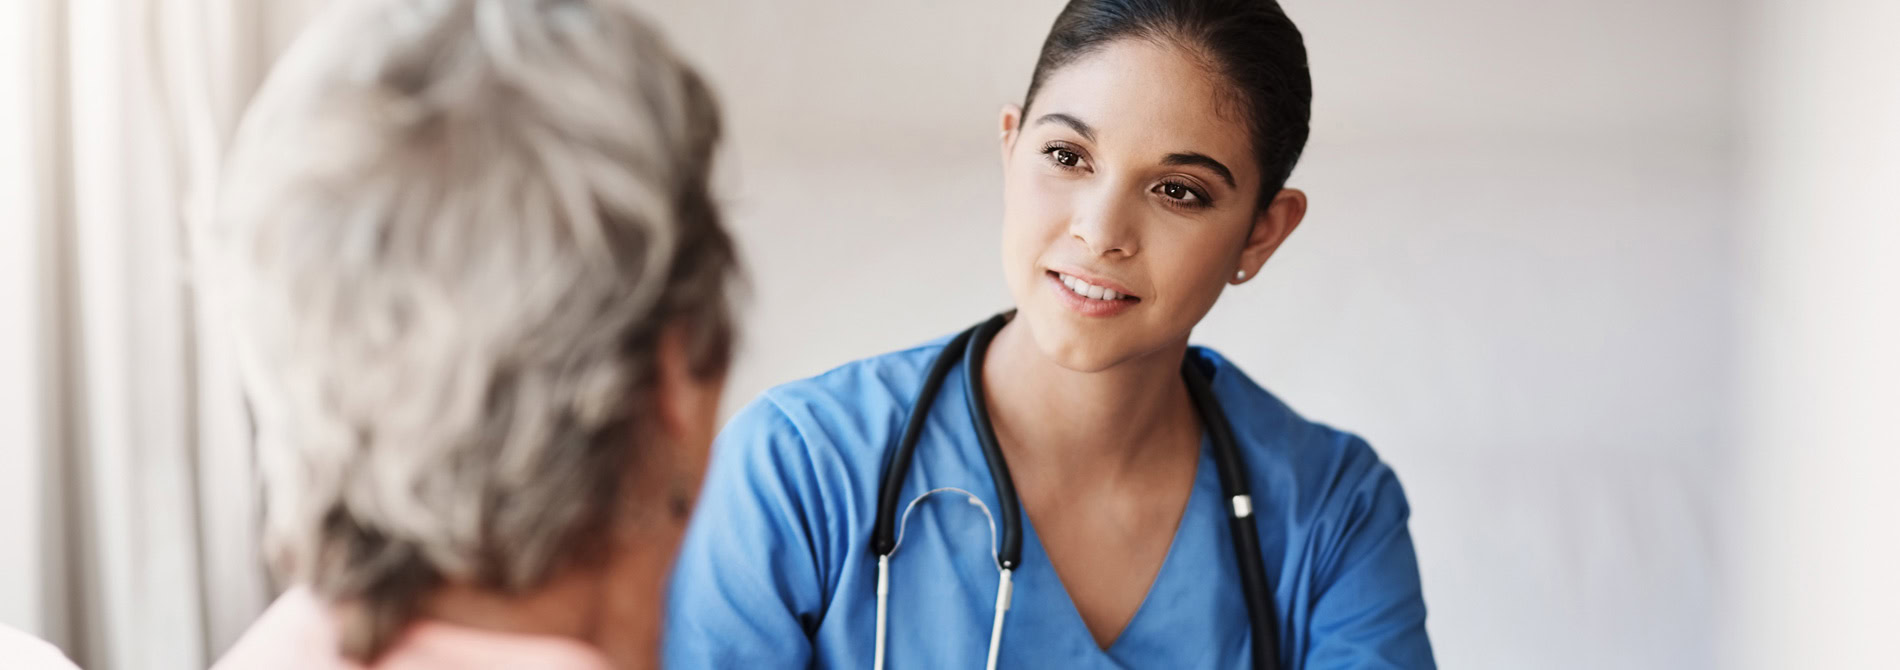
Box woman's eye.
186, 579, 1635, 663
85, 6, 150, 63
1052, 148, 1081, 167
1156, 181, 1205, 206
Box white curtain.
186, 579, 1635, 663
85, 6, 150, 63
1, 1, 321, 667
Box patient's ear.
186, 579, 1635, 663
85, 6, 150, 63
649, 323, 722, 490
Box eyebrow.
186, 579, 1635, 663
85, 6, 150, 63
1035, 112, 1238, 189
1162, 152, 1237, 189
1033, 113, 1096, 142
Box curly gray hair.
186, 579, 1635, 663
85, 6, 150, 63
197, 0, 735, 659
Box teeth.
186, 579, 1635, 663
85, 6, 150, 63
1056, 272, 1127, 301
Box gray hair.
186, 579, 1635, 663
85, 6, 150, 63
198, 0, 735, 659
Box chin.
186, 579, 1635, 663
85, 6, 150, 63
1016, 300, 1140, 373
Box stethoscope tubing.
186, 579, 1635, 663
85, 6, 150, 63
870, 312, 1279, 670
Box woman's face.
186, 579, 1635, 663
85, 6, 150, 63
999, 38, 1302, 372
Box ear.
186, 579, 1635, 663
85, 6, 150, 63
1232, 188, 1307, 285
649, 322, 724, 477
999, 103, 1023, 165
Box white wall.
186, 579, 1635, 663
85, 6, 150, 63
636, 1, 1737, 667
1730, 0, 1900, 667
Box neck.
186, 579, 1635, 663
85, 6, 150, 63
414, 537, 669, 669
980, 317, 1198, 485
419, 573, 598, 640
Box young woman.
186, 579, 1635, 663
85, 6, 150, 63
666, 1, 1434, 668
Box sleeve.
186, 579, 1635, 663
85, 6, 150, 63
663, 396, 832, 669
1302, 439, 1436, 669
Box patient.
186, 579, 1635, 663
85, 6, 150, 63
199, 1, 736, 668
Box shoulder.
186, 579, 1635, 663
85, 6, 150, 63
0, 625, 79, 670
721, 334, 954, 463
687, 336, 959, 601
753, 335, 951, 430
701, 334, 960, 537
211, 587, 343, 670
1190, 347, 1410, 519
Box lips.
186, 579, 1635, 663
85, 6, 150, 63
1054, 271, 1136, 301
1046, 267, 1139, 300
1043, 269, 1140, 317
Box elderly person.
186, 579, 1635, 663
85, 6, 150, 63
201, 0, 736, 668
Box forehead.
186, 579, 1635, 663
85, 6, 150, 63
1027, 39, 1255, 180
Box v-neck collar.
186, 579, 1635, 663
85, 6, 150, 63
1010, 433, 1219, 662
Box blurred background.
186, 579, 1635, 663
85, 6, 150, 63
1, 0, 1893, 668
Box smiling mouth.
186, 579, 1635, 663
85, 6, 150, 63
1048, 270, 1140, 302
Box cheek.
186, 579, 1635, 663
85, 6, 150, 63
999, 172, 1070, 277
1150, 227, 1247, 316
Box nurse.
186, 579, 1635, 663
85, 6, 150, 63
666, 1, 1435, 668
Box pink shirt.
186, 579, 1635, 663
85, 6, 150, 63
0, 625, 79, 670
215, 588, 614, 670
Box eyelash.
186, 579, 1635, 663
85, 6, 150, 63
1038, 142, 1213, 210
1040, 142, 1088, 171
1154, 180, 1210, 209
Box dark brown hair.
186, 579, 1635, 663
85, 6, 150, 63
1023, 0, 1313, 206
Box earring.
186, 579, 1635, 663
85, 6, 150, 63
1235, 269, 1248, 281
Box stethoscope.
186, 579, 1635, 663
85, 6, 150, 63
869, 312, 1281, 670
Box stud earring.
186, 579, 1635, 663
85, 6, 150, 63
1235, 269, 1248, 281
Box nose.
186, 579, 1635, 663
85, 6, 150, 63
1068, 186, 1140, 258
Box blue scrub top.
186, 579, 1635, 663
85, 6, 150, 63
665, 336, 1435, 669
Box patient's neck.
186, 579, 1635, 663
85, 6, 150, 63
420, 572, 600, 642
414, 544, 670, 669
